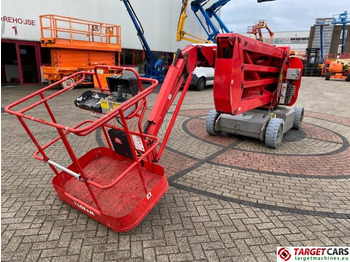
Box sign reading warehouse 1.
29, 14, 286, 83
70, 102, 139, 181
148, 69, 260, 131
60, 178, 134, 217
1, 0, 40, 41
1, 15, 37, 39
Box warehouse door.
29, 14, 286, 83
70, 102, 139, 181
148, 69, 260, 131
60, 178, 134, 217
1, 42, 20, 85
19, 44, 39, 83
1, 40, 41, 85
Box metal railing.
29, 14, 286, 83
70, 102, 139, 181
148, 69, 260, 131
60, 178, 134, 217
40, 14, 121, 45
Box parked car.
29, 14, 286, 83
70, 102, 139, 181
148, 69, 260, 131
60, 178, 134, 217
190, 66, 215, 91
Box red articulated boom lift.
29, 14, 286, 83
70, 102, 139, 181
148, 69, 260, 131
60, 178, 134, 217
247, 20, 274, 44
6, 32, 303, 232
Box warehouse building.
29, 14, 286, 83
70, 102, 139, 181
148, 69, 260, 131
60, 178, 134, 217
243, 30, 310, 55
1, 0, 207, 85
308, 18, 350, 58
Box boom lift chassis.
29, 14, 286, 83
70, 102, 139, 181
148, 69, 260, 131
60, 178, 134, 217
6, 33, 303, 232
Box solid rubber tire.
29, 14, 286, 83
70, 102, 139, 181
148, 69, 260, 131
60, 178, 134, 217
265, 118, 284, 149
325, 72, 331, 80
346, 73, 350, 81
206, 109, 220, 136
293, 106, 304, 130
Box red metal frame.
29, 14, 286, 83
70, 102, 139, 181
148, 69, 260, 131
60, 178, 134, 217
5, 67, 169, 232
213, 33, 301, 115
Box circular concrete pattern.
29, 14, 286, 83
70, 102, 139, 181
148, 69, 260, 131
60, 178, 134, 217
158, 109, 350, 219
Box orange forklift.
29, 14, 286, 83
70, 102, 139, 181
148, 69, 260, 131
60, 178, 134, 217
40, 15, 122, 88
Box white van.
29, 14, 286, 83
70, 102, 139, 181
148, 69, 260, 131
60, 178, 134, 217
190, 66, 215, 91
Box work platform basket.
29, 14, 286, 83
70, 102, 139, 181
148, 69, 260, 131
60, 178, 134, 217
5, 67, 167, 232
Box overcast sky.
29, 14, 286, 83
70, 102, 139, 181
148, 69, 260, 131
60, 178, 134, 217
220, 0, 349, 33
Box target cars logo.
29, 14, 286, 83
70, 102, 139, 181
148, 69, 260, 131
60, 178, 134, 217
278, 247, 292, 261
277, 247, 349, 262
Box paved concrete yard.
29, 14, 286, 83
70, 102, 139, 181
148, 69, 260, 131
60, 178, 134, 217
1, 77, 350, 261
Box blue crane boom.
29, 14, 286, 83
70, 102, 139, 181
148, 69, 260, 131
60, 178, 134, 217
205, 0, 230, 35
332, 11, 350, 54
190, 0, 230, 43
121, 0, 164, 82
314, 19, 329, 64
189, 0, 275, 43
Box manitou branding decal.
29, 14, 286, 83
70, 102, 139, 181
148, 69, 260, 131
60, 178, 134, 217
73, 201, 95, 216
277, 247, 349, 262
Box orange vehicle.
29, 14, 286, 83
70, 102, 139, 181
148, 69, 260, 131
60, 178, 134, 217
325, 59, 350, 81
247, 20, 274, 44
40, 14, 122, 88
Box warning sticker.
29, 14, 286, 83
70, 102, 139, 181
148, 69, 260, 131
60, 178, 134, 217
132, 135, 145, 152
